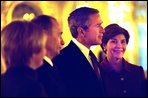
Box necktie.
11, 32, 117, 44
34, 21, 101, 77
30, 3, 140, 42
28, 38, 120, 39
89, 50, 101, 80
89, 50, 106, 96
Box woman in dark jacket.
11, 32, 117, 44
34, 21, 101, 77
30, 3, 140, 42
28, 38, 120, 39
1, 20, 48, 97
100, 23, 146, 97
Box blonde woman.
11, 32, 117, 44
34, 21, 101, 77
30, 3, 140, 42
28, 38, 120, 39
1, 20, 47, 97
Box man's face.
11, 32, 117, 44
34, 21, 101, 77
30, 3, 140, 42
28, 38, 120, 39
83, 13, 104, 48
46, 20, 65, 59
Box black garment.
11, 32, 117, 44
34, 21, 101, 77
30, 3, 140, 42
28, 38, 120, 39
100, 58, 146, 97
1, 66, 47, 97
52, 41, 105, 96
89, 50, 101, 80
36, 60, 68, 96
89, 50, 105, 94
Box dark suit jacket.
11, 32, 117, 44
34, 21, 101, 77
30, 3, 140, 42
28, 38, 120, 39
1, 66, 47, 97
100, 58, 146, 97
36, 60, 67, 96
52, 41, 105, 96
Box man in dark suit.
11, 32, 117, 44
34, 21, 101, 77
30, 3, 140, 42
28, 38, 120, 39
52, 7, 105, 96
31, 15, 67, 96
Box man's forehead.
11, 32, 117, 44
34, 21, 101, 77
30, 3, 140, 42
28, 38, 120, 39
89, 13, 103, 22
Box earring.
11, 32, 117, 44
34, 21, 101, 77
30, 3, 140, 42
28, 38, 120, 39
104, 48, 106, 51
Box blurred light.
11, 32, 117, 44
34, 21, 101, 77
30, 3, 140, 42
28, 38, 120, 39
23, 13, 35, 21
76, 2, 90, 9
120, 1, 130, 12
138, 23, 147, 71
108, 1, 131, 23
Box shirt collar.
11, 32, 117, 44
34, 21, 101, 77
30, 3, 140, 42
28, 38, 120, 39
43, 56, 54, 67
72, 38, 90, 57
72, 38, 93, 66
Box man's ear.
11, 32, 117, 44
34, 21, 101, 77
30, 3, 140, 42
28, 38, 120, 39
77, 27, 85, 37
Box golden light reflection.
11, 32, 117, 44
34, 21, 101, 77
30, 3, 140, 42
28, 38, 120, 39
23, 13, 35, 21
1, 54, 6, 74
76, 1, 90, 8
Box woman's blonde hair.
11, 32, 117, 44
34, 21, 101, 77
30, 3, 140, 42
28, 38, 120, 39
1, 20, 45, 69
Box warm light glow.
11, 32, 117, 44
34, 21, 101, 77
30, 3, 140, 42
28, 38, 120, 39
23, 13, 35, 21
1, 54, 6, 74
76, 1, 90, 9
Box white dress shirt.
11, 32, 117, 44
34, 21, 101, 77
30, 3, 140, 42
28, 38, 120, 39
43, 56, 54, 67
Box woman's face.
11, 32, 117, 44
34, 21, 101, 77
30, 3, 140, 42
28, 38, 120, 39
105, 34, 127, 60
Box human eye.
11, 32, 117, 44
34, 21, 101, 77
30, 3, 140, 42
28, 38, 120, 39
110, 39, 117, 43
121, 40, 126, 44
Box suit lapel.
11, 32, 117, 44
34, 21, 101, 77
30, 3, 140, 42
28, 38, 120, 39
66, 41, 98, 77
